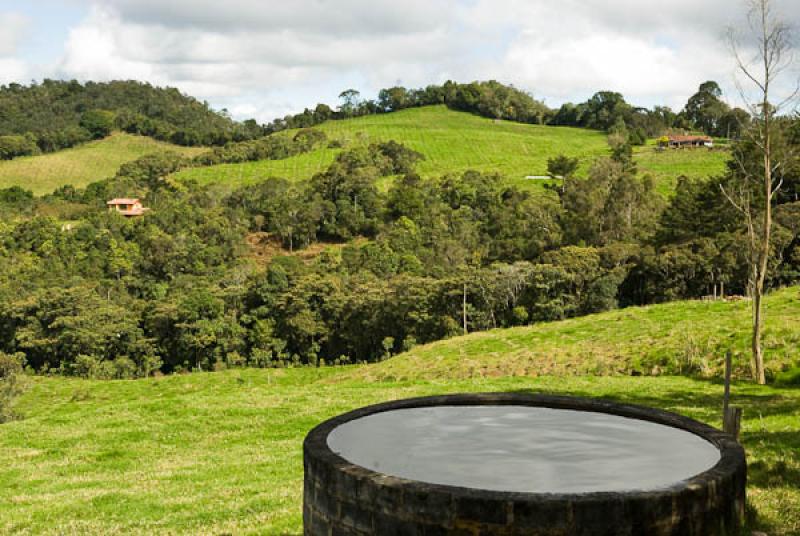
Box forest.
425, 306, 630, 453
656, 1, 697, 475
0, 79, 265, 159
0, 76, 795, 380
264, 79, 749, 143
0, 91, 799, 378
0, 79, 744, 162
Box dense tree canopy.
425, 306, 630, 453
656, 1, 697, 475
4, 76, 799, 380
2, 121, 799, 378
0, 80, 263, 158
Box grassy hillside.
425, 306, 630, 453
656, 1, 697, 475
174, 106, 730, 194
0, 133, 205, 195
1, 374, 797, 535
1, 290, 798, 534
354, 286, 800, 382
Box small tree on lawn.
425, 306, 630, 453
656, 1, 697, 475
724, 0, 798, 384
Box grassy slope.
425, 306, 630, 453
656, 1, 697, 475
174, 106, 730, 194
0, 133, 205, 195
1, 373, 798, 535
1, 290, 799, 535
356, 286, 800, 382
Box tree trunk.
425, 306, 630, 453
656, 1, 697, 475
752, 129, 771, 385
752, 289, 766, 383
752, 28, 773, 385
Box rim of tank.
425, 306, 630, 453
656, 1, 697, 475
304, 392, 746, 502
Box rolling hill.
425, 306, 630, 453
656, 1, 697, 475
0, 133, 205, 195
0, 106, 730, 197
352, 286, 800, 382
173, 105, 731, 195
1, 288, 798, 534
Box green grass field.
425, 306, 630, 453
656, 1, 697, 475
0, 108, 730, 197
0, 133, 205, 196
174, 106, 730, 194
1, 289, 798, 535
359, 286, 800, 383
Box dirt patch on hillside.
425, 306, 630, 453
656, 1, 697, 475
246, 232, 354, 266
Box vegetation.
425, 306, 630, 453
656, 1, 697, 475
0, 126, 798, 378
0, 351, 24, 423
0, 133, 204, 195
724, 0, 793, 384
352, 285, 800, 381
0, 69, 798, 535
174, 106, 728, 193
264, 80, 552, 135
0, 80, 263, 158
0, 368, 796, 535
0, 77, 797, 383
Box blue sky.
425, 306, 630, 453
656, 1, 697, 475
2, 0, 798, 123
4, 1, 85, 65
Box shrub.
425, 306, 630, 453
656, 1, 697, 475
292, 128, 327, 150
775, 366, 800, 387
0, 134, 38, 160
0, 352, 26, 423
80, 109, 116, 139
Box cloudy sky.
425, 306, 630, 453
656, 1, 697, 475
1, 0, 799, 122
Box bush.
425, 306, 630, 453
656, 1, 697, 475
292, 128, 327, 150
0, 352, 25, 423
775, 366, 800, 387
80, 110, 116, 139
71, 354, 149, 380
0, 134, 38, 160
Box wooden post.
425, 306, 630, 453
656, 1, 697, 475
724, 407, 742, 441
723, 351, 742, 441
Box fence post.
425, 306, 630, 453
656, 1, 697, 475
722, 351, 742, 441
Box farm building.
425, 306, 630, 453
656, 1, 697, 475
659, 135, 714, 149
107, 198, 149, 217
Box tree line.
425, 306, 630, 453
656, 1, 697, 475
0, 78, 746, 163
265, 80, 749, 146
0, 80, 266, 159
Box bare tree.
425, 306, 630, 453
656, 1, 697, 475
725, 0, 797, 384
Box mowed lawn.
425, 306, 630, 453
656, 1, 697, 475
0, 133, 205, 196
0, 372, 797, 535
174, 106, 730, 194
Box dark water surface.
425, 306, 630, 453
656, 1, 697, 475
326, 405, 720, 493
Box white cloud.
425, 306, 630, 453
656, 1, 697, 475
0, 12, 29, 56
36, 0, 800, 120
101, 0, 452, 35
0, 58, 28, 85
0, 11, 30, 84
58, 6, 156, 81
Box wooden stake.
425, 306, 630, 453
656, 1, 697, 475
723, 352, 742, 441
724, 407, 742, 441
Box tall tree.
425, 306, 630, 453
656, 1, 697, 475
726, 0, 797, 384
683, 81, 730, 135
338, 89, 361, 116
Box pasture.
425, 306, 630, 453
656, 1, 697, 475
1, 288, 798, 535
174, 106, 730, 194
0, 133, 205, 196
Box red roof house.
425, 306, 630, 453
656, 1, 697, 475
661, 135, 713, 148
107, 198, 149, 217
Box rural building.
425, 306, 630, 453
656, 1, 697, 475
660, 135, 713, 149
107, 198, 149, 217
